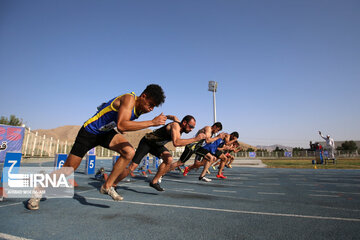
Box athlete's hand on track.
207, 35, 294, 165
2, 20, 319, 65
152, 113, 167, 126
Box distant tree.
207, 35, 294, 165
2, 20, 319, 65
0, 115, 23, 126
256, 149, 268, 153
338, 141, 358, 152
247, 148, 255, 152
293, 147, 304, 152
273, 146, 285, 152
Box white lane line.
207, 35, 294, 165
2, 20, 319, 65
76, 189, 97, 194
335, 183, 359, 187
258, 192, 285, 195
310, 190, 360, 195
228, 177, 248, 180
309, 194, 339, 198
0, 202, 24, 208
213, 190, 237, 193
164, 178, 244, 187
117, 183, 254, 201
258, 183, 280, 186
0, 233, 32, 240
83, 196, 360, 222
0, 189, 97, 209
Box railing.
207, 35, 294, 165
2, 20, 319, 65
22, 129, 118, 157
21, 129, 359, 158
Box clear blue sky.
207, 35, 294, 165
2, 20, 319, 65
1, 0, 359, 148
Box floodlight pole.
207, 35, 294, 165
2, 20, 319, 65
208, 81, 218, 123
212, 89, 216, 123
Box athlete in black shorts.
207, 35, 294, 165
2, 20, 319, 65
113, 115, 205, 192
170, 122, 224, 175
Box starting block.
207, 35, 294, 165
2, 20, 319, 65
53, 153, 79, 187
1, 152, 23, 199
112, 155, 120, 166
85, 154, 96, 175
131, 155, 153, 177
54, 153, 67, 169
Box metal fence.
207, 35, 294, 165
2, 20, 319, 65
21, 129, 359, 158
22, 129, 118, 158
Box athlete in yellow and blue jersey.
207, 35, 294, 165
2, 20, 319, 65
27, 84, 167, 210
84, 92, 141, 135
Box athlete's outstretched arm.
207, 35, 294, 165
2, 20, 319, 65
116, 95, 166, 132
171, 123, 205, 147
166, 115, 180, 122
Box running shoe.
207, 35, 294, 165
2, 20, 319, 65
27, 190, 43, 210
216, 174, 227, 179
183, 167, 189, 176
212, 166, 216, 170
27, 197, 40, 210
149, 182, 164, 191
200, 177, 212, 182
100, 185, 124, 201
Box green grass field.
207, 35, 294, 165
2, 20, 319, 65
262, 158, 360, 169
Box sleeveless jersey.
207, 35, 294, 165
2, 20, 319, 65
144, 122, 181, 146
203, 138, 224, 155
83, 92, 140, 135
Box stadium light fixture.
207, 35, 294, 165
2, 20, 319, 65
208, 81, 218, 123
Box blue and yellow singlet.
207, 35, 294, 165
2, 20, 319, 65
83, 92, 140, 135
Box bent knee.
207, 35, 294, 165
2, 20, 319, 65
121, 147, 135, 161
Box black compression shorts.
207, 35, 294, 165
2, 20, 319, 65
132, 137, 169, 164
70, 126, 117, 158
179, 146, 210, 163
214, 150, 223, 158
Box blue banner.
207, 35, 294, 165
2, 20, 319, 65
249, 152, 256, 158
284, 152, 293, 157
0, 124, 25, 163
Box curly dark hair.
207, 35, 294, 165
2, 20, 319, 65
212, 122, 223, 131
230, 131, 239, 139
141, 84, 166, 106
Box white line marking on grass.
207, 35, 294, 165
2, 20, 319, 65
258, 192, 285, 195
83, 196, 360, 222
0, 233, 32, 240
